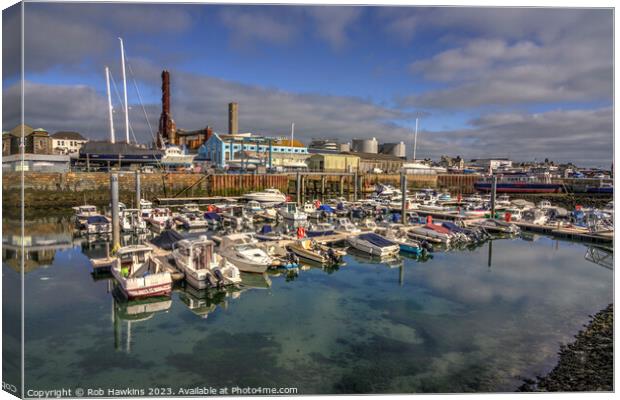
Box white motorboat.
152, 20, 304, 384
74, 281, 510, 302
523, 209, 548, 225
243, 188, 287, 204
146, 208, 174, 232
375, 184, 402, 198
245, 200, 263, 213
347, 232, 400, 257
73, 205, 99, 228
175, 211, 210, 230
218, 233, 273, 273
278, 202, 307, 221
83, 215, 112, 235
222, 205, 253, 228
335, 217, 361, 234
172, 237, 241, 289
121, 208, 148, 232
160, 145, 196, 167
111, 245, 172, 299
474, 219, 521, 234
408, 224, 454, 244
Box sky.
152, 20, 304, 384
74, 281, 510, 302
2, 2, 614, 167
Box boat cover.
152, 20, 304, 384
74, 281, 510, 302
441, 222, 465, 233
260, 225, 273, 234
319, 204, 334, 213
358, 233, 396, 247
86, 215, 109, 224
150, 229, 184, 250
204, 212, 221, 221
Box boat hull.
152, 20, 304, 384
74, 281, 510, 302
474, 182, 562, 193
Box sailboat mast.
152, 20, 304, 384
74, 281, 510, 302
119, 37, 130, 143
413, 117, 419, 161
105, 66, 115, 144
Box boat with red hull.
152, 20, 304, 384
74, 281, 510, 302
475, 173, 563, 194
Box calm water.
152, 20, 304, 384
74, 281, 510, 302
2, 213, 613, 394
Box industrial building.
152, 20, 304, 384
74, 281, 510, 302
2, 153, 71, 172
351, 137, 379, 154
306, 153, 360, 173
379, 142, 407, 158
198, 132, 309, 169
347, 152, 404, 173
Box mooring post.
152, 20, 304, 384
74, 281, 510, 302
401, 171, 408, 225
135, 170, 141, 211
339, 176, 345, 197
490, 175, 497, 219
354, 172, 359, 201
110, 173, 121, 252
301, 176, 306, 204
321, 176, 326, 199
296, 172, 301, 206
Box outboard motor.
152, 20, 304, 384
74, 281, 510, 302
327, 247, 338, 263
421, 240, 434, 253
205, 274, 216, 288
213, 269, 225, 287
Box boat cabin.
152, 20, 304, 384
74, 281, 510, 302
117, 245, 155, 278
174, 238, 216, 271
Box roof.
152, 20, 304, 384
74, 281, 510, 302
52, 131, 86, 140
9, 124, 34, 137
343, 152, 404, 161
309, 152, 359, 159
272, 139, 306, 148
32, 128, 48, 133
80, 141, 162, 156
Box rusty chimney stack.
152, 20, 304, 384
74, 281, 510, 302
228, 102, 238, 135
157, 70, 176, 147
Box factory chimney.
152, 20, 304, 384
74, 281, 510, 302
228, 102, 238, 135
157, 70, 176, 147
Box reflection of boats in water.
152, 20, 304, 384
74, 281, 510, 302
178, 285, 239, 319
584, 245, 613, 270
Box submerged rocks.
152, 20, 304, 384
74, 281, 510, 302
519, 304, 613, 392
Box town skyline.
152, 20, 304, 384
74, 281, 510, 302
2, 2, 614, 167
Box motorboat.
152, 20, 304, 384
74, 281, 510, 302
179, 203, 201, 213
474, 219, 521, 234
278, 202, 307, 221
375, 184, 402, 198
245, 200, 263, 213
203, 212, 222, 229
222, 205, 253, 228
242, 188, 287, 204
218, 233, 273, 273
522, 209, 548, 225
408, 224, 455, 244
255, 225, 287, 241
172, 236, 241, 289
160, 145, 196, 167
111, 245, 172, 299
121, 208, 148, 232
146, 208, 174, 232
496, 194, 511, 207
175, 211, 210, 230
83, 215, 112, 235
287, 239, 346, 265
335, 218, 361, 234
73, 205, 99, 228
347, 232, 400, 257
306, 222, 335, 237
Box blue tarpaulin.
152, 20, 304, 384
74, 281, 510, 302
204, 212, 221, 221
358, 233, 396, 248
319, 204, 334, 213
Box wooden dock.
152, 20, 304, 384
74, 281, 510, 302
156, 196, 242, 206
513, 221, 612, 245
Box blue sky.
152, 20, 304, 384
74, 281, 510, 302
2, 2, 614, 166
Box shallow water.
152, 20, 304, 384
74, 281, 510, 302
2, 214, 613, 394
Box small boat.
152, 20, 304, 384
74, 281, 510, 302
222, 205, 253, 228
120, 208, 148, 232
347, 232, 400, 257
278, 202, 307, 221
111, 245, 172, 299
218, 233, 273, 273
73, 205, 99, 228
245, 200, 263, 213
243, 188, 287, 204
306, 222, 335, 237
288, 239, 346, 265
522, 209, 548, 225
203, 211, 222, 229
172, 236, 241, 289
83, 215, 112, 235
255, 225, 286, 241
179, 203, 201, 213
408, 224, 454, 244
475, 219, 521, 234
335, 218, 361, 234
175, 211, 210, 230
147, 208, 174, 232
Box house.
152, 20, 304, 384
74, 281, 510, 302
306, 153, 360, 173
51, 131, 88, 155
3, 124, 53, 155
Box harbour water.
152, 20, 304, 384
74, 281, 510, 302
3, 213, 613, 394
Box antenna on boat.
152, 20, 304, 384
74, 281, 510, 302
119, 37, 130, 143
105, 66, 115, 144
412, 117, 419, 161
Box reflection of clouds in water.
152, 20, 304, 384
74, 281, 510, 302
411, 239, 611, 308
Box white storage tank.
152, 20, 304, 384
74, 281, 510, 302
381, 141, 406, 158
352, 137, 378, 154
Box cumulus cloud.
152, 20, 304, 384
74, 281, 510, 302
219, 7, 297, 47
305, 6, 363, 49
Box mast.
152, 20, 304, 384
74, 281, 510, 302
105, 66, 115, 144
119, 37, 130, 143
290, 122, 295, 146
413, 117, 419, 161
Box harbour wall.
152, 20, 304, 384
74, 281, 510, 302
2, 172, 289, 209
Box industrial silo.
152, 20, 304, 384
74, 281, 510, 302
352, 137, 378, 153
381, 141, 407, 158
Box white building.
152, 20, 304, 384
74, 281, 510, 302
51, 131, 88, 155
470, 158, 513, 170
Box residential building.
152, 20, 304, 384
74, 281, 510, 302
470, 158, 513, 170
51, 131, 88, 155
197, 132, 309, 169
4, 124, 53, 155
306, 153, 360, 173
